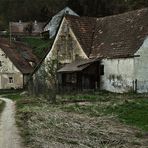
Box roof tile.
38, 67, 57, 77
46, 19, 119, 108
65, 8, 148, 58
0, 38, 39, 74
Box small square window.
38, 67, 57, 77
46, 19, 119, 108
100, 65, 104, 75
9, 77, 13, 83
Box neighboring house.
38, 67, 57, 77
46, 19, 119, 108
10, 20, 46, 36
43, 7, 79, 39
0, 38, 39, 89
31, 8, 148, 93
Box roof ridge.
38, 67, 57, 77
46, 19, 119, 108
95, 7, 148, 21
66, 7, 148, 21
65, 14, 97, 20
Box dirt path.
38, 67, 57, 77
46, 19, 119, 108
0, 98, 23, 148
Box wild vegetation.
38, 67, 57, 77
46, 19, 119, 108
61, 93, 148, 131
20, 37, 53, 59
7, 92, 148, 148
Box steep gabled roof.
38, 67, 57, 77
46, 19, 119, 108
65, 15, 97, 56
0, 38, 39, 74
65, 8, 148, 58
43, 7, 79, 38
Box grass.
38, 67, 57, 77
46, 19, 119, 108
21, 37, 53, 59
62, 104, 103, 116
59, 91, 113, 102
13, 92, 148, 148
3, 92, 23, 100
105, 99, 148, 131
61, 93, 148, 131
6, 91, 147, 132
15, 97, 147, 148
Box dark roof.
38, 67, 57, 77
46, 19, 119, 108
58, 58, 99, 73
0, 38, 39, 74
65, 8, 148, 58
65, 15, 96, 56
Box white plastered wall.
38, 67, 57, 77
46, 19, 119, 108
101, 58, 134, 93
0, 48, 23, 89
45, 17, 88, 64
134, 37, 148, 93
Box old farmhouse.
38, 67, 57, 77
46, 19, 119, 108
31, 8, 148, 93
0, 38, 39, 89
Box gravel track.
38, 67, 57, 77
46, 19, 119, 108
0, 98, 23, 148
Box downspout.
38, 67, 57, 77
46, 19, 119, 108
133, 57, 138, 93
133, 56, 138, 93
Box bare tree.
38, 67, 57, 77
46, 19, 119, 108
37, 59, 58, 103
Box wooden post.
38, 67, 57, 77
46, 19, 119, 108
135, 79, 138, 93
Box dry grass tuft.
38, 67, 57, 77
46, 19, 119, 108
16, 98, 148, 148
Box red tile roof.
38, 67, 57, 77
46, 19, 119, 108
65, 8, 148, 58
65, 15, 97, 56
0, 38, 39, 74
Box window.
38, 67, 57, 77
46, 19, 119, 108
100, 65, 104, 75
0, 61, 2, 67
9, 77, 13, 83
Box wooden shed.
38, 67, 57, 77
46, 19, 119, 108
58, 59, 101, 92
